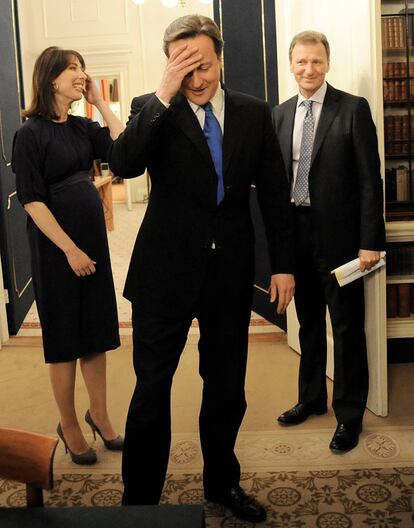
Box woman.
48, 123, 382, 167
12, 46, 125, 464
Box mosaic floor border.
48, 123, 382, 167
2, 468, 414, 527
51, 426, 414, 475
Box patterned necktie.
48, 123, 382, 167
292, 100, 314, 206
202, 102, 224, 205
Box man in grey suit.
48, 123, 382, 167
109, 14, 295, 523
272, 31, 385, 452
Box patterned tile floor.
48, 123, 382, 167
3, 424, 414, 526
2, 467, 414, 527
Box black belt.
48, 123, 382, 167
49, 170, 92, 195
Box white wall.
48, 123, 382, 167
17, 0, 213, 200
276, 0, 384, 126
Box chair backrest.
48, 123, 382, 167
0, 427, 58, 507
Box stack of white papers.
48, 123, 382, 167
331, 251, 386, 287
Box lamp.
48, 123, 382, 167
161, 0, 179, 6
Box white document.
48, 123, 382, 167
331, 251, 386, 287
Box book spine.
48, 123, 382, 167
396, 167, 409, 201
387, 284, 398, 318
410, 284, 414, 315
398, 283, 411, 317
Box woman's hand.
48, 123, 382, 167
83, 74, 103, 106
82, 74, 125, 139
65, 246, 96, 277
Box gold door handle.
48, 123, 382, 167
0, 111, 12, 167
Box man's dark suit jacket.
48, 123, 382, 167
272, 83, 386, 268
109, 88, 293, 316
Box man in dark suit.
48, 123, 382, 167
109, 14, 294, 523
272, 31, 385, 453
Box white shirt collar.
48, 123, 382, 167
187, 84, 224, 115
297, 81, 327, 108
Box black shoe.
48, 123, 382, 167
205, 485, 266, 523
329, 422, 362, 453
277, 403, 327, 425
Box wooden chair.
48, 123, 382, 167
0, 427, 58, 507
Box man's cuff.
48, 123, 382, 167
155, 94, 170, 108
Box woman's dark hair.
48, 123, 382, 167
23, 46, 85, 120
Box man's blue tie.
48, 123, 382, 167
202, 102, 224, 205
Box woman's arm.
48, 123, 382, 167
24, 201, 96, 277
84, 74, 125, 140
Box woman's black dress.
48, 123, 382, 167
12, 115, 120, 363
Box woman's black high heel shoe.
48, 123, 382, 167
85, 410, 124, 451
56, 423, 97, 465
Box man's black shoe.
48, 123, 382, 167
277, 403, 327, 425
329, 422, 362, 453
205, 485, 266, 523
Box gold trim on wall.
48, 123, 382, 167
0, 112, 12, 167
7, 191, 17, 210
7, 192, 32, 299
13, 273, 32, 299
254, 284, 269, 294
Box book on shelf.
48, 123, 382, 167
386, 243, 414, 276
396, 165, 410, 201
111, 78, 119, 102
411, 170, 414, 201
400, 7, 414, 46
386, 284, 398, 318
384, 119, 406, 156
385, 165, 414, 202
386, 79, 407, 101
383, 61, 413, 78
382, 16, 405, 49
411, 283, 414, 315
100, 79, 111, 103
385, 167, 411, 203
397, 283, 411, 317
387, 284, 414, 319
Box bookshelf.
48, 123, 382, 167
382, 0, 414, 340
